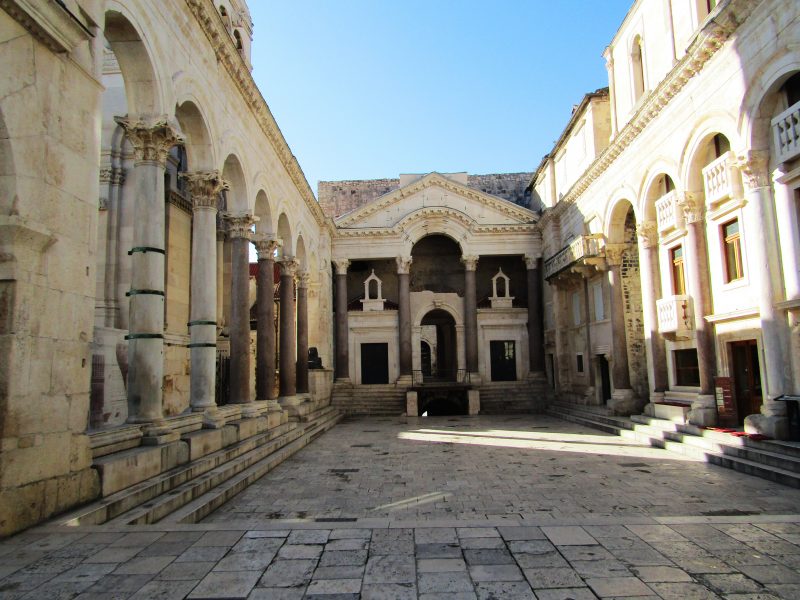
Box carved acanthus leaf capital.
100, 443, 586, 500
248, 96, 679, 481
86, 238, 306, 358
280, 258, 298, 278
296, 271, 310, 288
182, 170, 229, 209
461, 255, 479, 271
224, 212, 258, 239
252, 234, 280, 260
396, 256, 413, 274
332, 259, 350, 275
677, 192, 703, 224
737, 150, 770, 191
524, 255, 541, 270
114, 115, 185, 166
636, 221, 658, 248
604, 243, 627, 267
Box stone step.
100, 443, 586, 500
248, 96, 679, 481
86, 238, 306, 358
163, 411, 342, 524
546, 405, 800, 488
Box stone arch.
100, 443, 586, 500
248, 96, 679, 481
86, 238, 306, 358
413, 299, 464, 329
221, 154, 248, 213
174, 100, 214, 171
295, 235, 307, 271
254, 190, 273, 235
679, 114, 741, 193
604, 197, 640, 244
103, 7, 161, 116
276, 213, 293, 258
398, 208, 472, 256
638, 161, 681, 222
0, 105, 16, 216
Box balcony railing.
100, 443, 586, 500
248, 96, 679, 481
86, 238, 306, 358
543, 235, 603, 280
702, 151, 741, 207
656, 294, 694, 337
772, 100, 800, 164
655, 190, 683, 235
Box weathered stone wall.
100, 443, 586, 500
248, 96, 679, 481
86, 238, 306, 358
621, 211, 648, 399
467, 173, 532, 209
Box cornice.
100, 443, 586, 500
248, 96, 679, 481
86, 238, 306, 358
185, 0, 326, 227
335, 172, 538, 228
547, 0, 759, 221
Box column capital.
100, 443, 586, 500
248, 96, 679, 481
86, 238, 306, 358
604, 243, 627, 267
737, 150, 770, 191
636, 220, 658, 249
182, 170, 229, 210
333, 258, 350, 275
524, 255, 541, 269
114, 115, 185, 166
677, 191, 703, 224
296, 271, 310, 288
224, 212, 258, 239
252, 234, 280, 260
280, 257, 299, 278
461, 255, 479, 271
396, 255, 413, 274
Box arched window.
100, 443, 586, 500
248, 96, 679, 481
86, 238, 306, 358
631, 35, 645, 103
233, 29, 243, 52
782, 72, 800, 108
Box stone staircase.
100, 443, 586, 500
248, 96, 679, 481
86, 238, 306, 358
57, 404, 341, 527
546, 402, 800, 488
331, 383, 406, 416
478, 379, 551, 414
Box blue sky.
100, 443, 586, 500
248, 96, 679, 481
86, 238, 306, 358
249, 1, 632, 195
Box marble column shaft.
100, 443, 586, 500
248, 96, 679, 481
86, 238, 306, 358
296, 272, 310, 394
684, 211, 715, 395
636, 225, 668, 394
582, 276, 596, 388
606, 249, 632, 391
334, 260, 350, 380
116, 116, 183, 426
526, 258, 545, 373
227, 214, 255, 405
397, 256, 412, 376
184, 171, 227, 412
463, 255, 479, 374
254, 238, 278, 400
279, 258, 298, 397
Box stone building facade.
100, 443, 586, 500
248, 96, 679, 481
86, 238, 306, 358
1, 0, 799, 538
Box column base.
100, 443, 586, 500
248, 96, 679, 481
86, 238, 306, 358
202, 407, 226, 429
405, 390, 418, 417
140, 421, 180, 445
745, 411, 790, 441
265, 400, 283, 412
279, 395, 302, 407
688, 394, 717, 427
240, 403, 260, 419
642, 392, 666, 417
467, 389, 480, 415
607, 389, 641, 416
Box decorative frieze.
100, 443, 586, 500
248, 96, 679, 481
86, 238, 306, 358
114, 116, 185, 166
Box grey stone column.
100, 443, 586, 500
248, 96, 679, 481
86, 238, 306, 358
253, 236, 279, 403
183, 171, 228, 426
739, 153, 789, 439
605, 245, 636, 414
333, 259, 350, 381
279, 258, 298, 400
636, 221, 668, 400
226, 213, 257, 416
582, 274, 596, 390
296, 271, 310, 395
680, 194, 717, 425
397, 256, 413, 379
525, 256, 545, 374
462, 255, 479, 376
116, 116, 183, 441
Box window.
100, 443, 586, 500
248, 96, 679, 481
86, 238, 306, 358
706, 0, 717, 12
576, 354, 584, 374
722, 218, 744, 282
631, 35, 645, 102
670, 245, 686, 295
712, 133, 730, 159
783, 72, 800, 107
592, 282, 604, 321
674, 349, 700, 386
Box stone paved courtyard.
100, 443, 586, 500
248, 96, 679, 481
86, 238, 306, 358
1, 414, 800, 599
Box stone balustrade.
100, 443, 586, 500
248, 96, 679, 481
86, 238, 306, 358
543, 235, 603, 280
772, 100, 800, 164
702, 151, 741, 207
656, 294, 694, 337
655, 190, 683, 234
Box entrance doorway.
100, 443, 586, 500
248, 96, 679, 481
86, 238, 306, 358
420, 309, 456, 380
731, 339, 762, 424
361, 343, 389, 384
420, 341, 432, 376
490, 340, 516, 381
598, 355, 612, 403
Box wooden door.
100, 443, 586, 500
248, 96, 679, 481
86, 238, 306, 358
731, 339, 762, 424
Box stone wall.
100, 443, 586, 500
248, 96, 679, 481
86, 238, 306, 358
621, 211, 648, 399
467, 173, 532, 209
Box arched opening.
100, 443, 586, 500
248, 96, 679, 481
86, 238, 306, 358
276, 213, 293, 258
421, 309, 457, 381
631, 35, 645, 103
410, 234, 464, 294
254, 190, 273, 235
234, 29, 243, 52
175, 100, 213, 171
420, 341, 433, 376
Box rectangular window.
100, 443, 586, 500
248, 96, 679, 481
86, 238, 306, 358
674, 349, 700, 387
576, 354, 584, 374
722, 218, 744, 282
670, 245, 686, 295
592, 282, 604, 321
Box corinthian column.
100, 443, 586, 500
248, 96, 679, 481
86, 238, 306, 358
636, 221, 668, 402
116, 115, 184, 441
253, 236, 279, 405
462, 255, 479, 379
739, 152, 789, 439
396, 256, 413, 382
183, 171, 228, 427
296, 271, 310, 395
605, 244, 637, 415
225, 212, 258, 416
333, 259, 350, 381
279, 258, 298, 402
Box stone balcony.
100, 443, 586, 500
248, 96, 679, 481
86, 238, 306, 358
772, 100, 800, 164
543, 235, 604, 280
702, 151, 742, 207
655, 190, 683, 235
657, 294, 694, 338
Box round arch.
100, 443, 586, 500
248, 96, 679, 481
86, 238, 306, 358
174, 100, 214, 171
679, 113, 741, 192
254, 189, 273, 234
276, 213, 293, 257
221, 154, 248, 213
603, 197, 639, 244
638, 160, 681, 221
295, 234, 307, 271
398, 208, 473, 256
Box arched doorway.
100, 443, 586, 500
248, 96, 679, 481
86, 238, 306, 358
421, 309, 457, 381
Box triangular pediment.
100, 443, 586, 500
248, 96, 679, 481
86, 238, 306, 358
335, 172, 537, 230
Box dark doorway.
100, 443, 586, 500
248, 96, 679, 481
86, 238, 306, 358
420, 341, 432, 376
421, 309, 457, 380
490, 340, 516, 381
361, 343, 389, 384
598, 355, 612, 403
731, 339, 762, 424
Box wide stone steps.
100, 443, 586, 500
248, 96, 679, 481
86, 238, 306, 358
546, 403, 800, 488
331, 385, 406, 415
59, 406, 341, 527
479, 381, 549, 414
